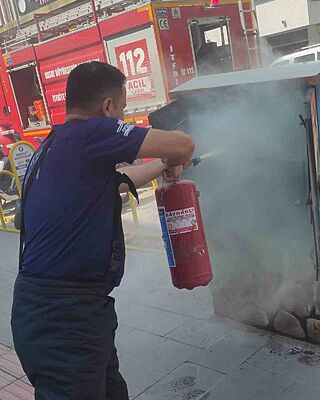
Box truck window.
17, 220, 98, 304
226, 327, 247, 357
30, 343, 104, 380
189, 18, 233, 76
10, 66, 49, 130
293, 53, 316, 64
273, 60, 290, 66
318, 52, 320, 61
204, 26, 229, 46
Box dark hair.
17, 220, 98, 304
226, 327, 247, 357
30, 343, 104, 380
66, 61, 126, 113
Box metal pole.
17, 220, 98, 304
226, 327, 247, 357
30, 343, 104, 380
90, 0, 98, 25
0, 201, 7, 229
9, 0, 21, 31
34, 15, 42, 43
305, 117, 320, 280
128, 192, 138, 224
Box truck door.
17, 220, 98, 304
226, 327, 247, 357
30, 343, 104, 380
188, 17, 233, 75
0, 57, 21, 132
0, 79, 9, 126
9, 64, 50, 131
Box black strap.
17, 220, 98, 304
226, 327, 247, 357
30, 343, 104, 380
107, 172, 139, 280
19, 130, 57, 270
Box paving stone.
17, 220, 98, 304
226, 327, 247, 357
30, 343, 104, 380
117, 325, 197, 374
115, 252, 214, 321
165, 317, 257, 349
273, 383, 320, 400
186, 329, 270, 374
0, 379, 34, 399
133, 287, 214, 321
0, 272, 15, 291
0, 289, 13, 316
0, 353, 24, 378
0, 313, 14, 348
1, 352, 21, 369
204, 363, 293, 400
0, 233, 19, 275
118, 355, 168, 398
0, 369, 16, 389
19, 376, 31, 386
274, 310, 305, 339
165, 318, 230, 349
135, 362, 225, 400
116, 301, 190, 337
0, 345, 10, 356
247, 337, 320, 390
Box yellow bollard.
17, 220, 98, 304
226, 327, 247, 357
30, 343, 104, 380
151, 179, 158, 190
0, 170, 20, 232
0, 170, 16, 230
0, 201, 7, 229
128, 192, 138, 223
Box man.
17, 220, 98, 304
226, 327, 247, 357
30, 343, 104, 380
11, 61, 194, 400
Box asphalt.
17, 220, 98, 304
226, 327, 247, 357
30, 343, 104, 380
0, 191, 320, 399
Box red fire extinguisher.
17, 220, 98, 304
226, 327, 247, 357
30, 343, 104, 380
155, 179, 213, 290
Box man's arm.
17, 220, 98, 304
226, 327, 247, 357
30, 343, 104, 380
118, 159, 164, 193
118, 128, 195, 192
137, 129, 195, 166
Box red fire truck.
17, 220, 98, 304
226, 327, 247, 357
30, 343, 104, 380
0, 0, 258, 146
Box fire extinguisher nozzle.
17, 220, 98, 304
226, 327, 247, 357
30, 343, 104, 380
192, 157, 202, 167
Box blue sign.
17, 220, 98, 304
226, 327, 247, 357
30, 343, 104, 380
158, 207, 176, 268
15, 0, 56, 16
156, 8, 168, 18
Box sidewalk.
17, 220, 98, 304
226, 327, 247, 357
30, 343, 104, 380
0, 193, 320, 399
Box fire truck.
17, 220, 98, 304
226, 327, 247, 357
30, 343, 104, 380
0, 0, 258, 146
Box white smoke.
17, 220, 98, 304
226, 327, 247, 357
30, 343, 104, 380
184, 78, 315, 319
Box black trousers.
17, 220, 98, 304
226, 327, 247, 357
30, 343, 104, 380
11, 274, 129, 400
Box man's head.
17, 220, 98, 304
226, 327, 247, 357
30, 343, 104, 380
66, 61, 126, 120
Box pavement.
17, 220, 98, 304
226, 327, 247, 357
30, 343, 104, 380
0, 190, 320, 399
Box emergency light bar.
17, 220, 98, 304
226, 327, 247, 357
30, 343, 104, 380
205, 0, 221, 9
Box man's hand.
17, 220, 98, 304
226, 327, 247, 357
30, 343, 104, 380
163, 165, 183, 182
163, 160, 192, 182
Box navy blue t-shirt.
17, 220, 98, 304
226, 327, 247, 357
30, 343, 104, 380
20, 117, 148, 286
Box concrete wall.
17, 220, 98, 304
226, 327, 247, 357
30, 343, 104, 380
308, 0, 320, 25
308, 24, 320, 45
256, 0, 310, 37
0, 0, 16, 27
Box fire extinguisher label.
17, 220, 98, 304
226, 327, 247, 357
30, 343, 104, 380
158, 207, 176, 268
166, 207, 199, 235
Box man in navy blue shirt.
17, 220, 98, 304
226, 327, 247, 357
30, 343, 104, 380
11, 61, 194, 400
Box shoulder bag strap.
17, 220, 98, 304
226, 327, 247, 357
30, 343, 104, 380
107, 172, 139, 278
18, 131, 57, 271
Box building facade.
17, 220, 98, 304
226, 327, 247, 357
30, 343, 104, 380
255, 0, 320, 63
0, 0, 101, 44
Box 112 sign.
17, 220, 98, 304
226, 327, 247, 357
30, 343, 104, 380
119, 48, 147, 76
115, 39, 154, 100
115, 39, 151, 79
